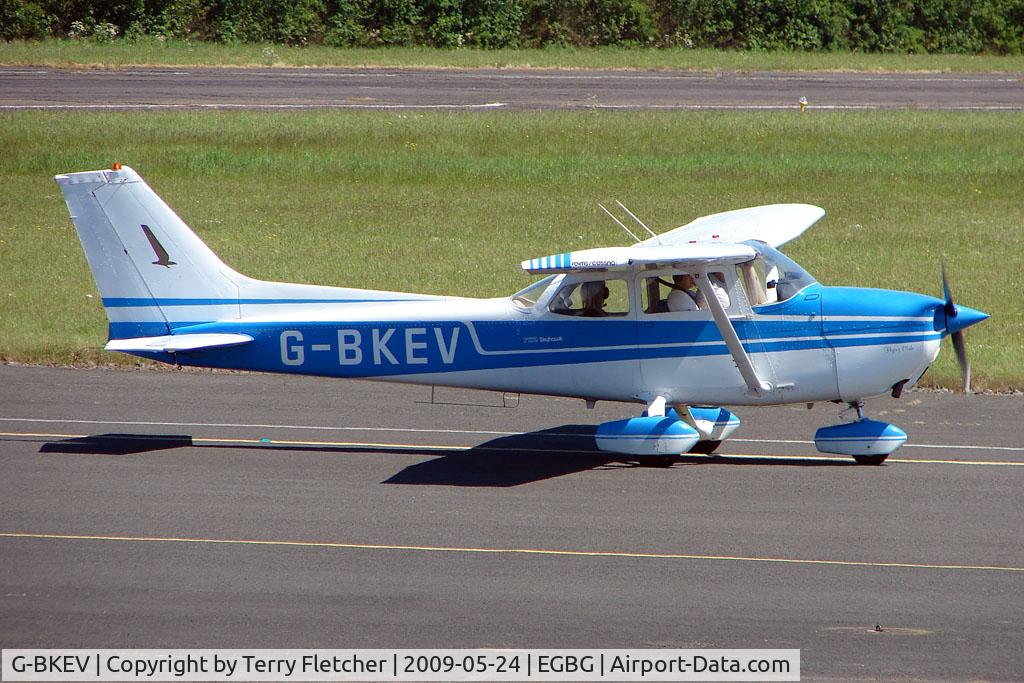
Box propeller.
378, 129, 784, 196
941, 265, 988, 393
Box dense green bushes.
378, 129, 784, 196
2, 0, 1022, 53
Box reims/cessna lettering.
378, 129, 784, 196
56, 165, 988, 465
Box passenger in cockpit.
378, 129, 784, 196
708, 272, 731, 309
667, 273, 700, 312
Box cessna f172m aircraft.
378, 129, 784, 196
56, 165, 988, 465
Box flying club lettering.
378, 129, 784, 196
280, 327, 460, 367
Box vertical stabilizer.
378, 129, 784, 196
55, 166, 241, 339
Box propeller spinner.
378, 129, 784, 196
941, 265, 989, 393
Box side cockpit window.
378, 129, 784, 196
548, 279, 629, 317
737, 260, 770, 305
740, 240, 818, 306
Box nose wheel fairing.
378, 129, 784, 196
814, 419, 907, 459
813, 401, 907, 464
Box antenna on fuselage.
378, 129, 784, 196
615, 200, 660, 242
598, 203, 641, 244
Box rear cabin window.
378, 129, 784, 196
548, 279, 629, 317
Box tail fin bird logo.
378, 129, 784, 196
141, 224, 176, 267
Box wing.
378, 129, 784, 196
639, 203, 825, 249
522, 242, 757, 275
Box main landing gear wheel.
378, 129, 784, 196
852, 453, 889, 466
689, 440, 722, 454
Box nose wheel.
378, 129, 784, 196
637, 455, 678, 468
688, 439, 722, 454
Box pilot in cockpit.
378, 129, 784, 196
580, 281, 610, 317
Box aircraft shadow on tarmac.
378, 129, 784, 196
385, 425, 623, 487
32, 428, 854, 484
383, 425, 856, 487
39, 433, 193, 456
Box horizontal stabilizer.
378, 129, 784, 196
105, 333, 254, 354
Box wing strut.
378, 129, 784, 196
696, 272, 771, 398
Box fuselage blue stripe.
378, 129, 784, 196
132, 318, 942, 378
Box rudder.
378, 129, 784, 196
55, 166, 241, 339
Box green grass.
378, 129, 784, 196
1, 110, 1021, 390
3, 38, 1024, 72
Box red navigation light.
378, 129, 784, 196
112, 162, 122, 171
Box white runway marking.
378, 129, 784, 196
0, 416, 515, 437
730, 437, 1024, 452
2, 416, 1023, 454
6, 428, 1024, 467
4, 102, 1018, 112
471, 73, 1020, 84
739, 75, 1020, 84
9, 68, 1017, 84
589, 103, 1024, 110
232, 71, 724, 81
0, 102, 508, 110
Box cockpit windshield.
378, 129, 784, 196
511, 275, 557, 308
740, 240, 817, 304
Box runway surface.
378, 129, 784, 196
2, 66, 1023, 111
1, 364, 1022, 680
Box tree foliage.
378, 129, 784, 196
2, 0, 1022, 53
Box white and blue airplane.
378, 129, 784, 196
56, 165, 988, 465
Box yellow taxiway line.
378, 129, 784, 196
1, 531, 1022, 573
2, 430, 1022, 467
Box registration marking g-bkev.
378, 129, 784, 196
1, 531, 1022, 573
2, 430, 1022, 467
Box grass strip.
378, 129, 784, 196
0, 109, 1020, 390
2, 39, 1024, 73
